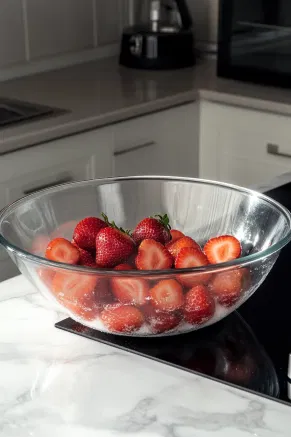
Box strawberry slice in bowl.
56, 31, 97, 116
150, 279, 184, 312
183, 284, 215, 325
100, 304, 144, 333
209, 269, 244, 307
175, 247, 212, 287
136, 239, 173, 270
204, 235, 242, 265
45, 238, 80, 265
166, 236, 201, 259
142, 304, 182, 334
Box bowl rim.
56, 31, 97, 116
0, 175, 291, 276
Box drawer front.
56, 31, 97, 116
113, 114, 155, 154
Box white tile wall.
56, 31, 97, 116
27, 0, 94, 59
0, 0, 130, 70
0, 0, 26, 67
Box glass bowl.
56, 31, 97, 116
0, 176, 290, 337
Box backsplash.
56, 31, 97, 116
0, 0, 218, 80
0, 0, 129, 79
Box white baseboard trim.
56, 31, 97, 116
0, 43, 120, 82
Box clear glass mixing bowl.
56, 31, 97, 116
0, 176, 290, 337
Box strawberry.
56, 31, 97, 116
78, 247, 97, 268
114, 263, 134, 271
96, 227, 135, 268
135, 239, 173, 270
111, 274, 150, 306
166, 236, 201, 259
183, 285, 215, 325
143, 305, 181, 334
45, 238, 80, 265
133, 214, 171, 245
52, 272, 98, 320
94, 279, 116, 311
204, 235, 241, 264
150, 279, 184, 312
209, 270, 243, 307
175, 247, 211, 287
100, 305, 144, 333
170, 229, 184, 243
73, 217, 108, 251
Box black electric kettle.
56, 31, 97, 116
119, 0, 196, 70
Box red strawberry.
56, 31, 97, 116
143, 305, 181, 333
96, 227, 135, 268
170, 229, 184, 243
210, 270, 243, 307
175, 247, 211, 287
100, 305, 144, 333
135, 239, 173, 270
166, 236, 201, 259
73, 217, 107, 251
204, 235, 241, 264
114, 263, 134, 271
133, 214, 171, 245
45, 238, 80, 265
150, 279, 184, 312
78, 247, 96, 268
111, 274, 150, 306
94, 279, 115, 311
183, 285, 215, 325
52, 272, 98, 320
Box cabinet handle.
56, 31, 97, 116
23, 175, 73, 195
267, 143, 291, 159
114, 141, 156, 157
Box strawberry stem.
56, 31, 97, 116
151, 213, 171, 231
101, 213, 132, 236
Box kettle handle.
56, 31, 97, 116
175, 0, 193, 30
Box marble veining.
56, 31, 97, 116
0, 275, 290, 437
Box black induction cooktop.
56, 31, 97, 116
56, 182, 291, 407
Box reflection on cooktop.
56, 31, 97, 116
56, 312, 280, 403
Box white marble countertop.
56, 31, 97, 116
1, 274, 291, 437
2, 56, 291, 155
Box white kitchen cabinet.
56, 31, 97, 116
112, 103, 199, 178
0, 125, 114, 281
199, 100, 291, 187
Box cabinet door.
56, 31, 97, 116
200, 101, 291, 187
113, 103, 199, 178
0, 126, 114, 282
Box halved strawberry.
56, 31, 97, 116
52, 272, 98, 320
133, 214, 171, 245
45, 238, 80, 265
96, 227, 135, 268
94, 279, 115, 311
114, 263, 134, 271
166, 236, 201, 259
150, 279, 184, 312
183, 285, 215, 325
135, 239, 173, 270
73, 217, 108, 251
111, 274, 150, 306
143, 305, 181, 333
170, 229, 185, 243
204, 235, 241, 264
209, 269, 243, 307
100, 305, 144, 333
175, 247, 211, 287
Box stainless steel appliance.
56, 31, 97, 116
217, 0, 291, 88
119, 0, 196, 70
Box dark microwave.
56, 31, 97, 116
217, 0, 291, 88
